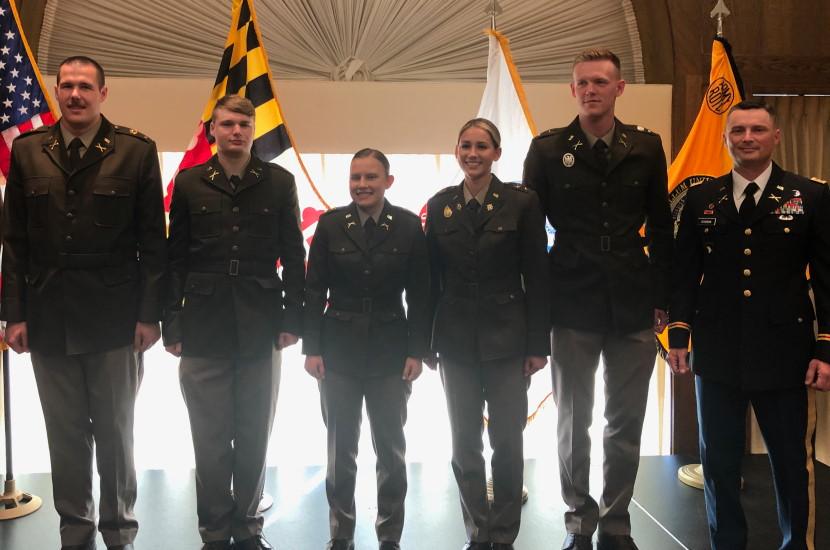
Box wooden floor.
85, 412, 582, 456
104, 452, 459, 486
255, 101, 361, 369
0, 455, 827, 550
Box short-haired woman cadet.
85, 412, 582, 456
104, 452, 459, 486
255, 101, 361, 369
303, 149, 431, 550
425, 119, 550, 550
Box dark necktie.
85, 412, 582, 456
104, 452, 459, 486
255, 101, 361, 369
466, 198, 481, 222
364, 217, 377, 247
739, 181, 759, 224
68, 138, 83, 172
229, 175, 241, 191
593, 139, 609, 171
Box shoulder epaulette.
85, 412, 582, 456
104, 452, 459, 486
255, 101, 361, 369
113, 125, 153, 143
17, 125, 50, 140
505, 182, 529, 193
319, 205, 348, 219
393, 206, 420, 220
626, 124, 657, 136
434, 185, 458, 197
534, 127, 566, 141
265, 161, 293, 177
810, 176, 828, 185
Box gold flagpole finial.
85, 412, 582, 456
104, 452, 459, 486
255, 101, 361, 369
485, 0, 502, 31
710, 0, 731, 38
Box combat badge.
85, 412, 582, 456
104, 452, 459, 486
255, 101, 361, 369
563, 153, 575, 168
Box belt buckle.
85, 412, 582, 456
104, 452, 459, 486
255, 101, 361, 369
361, 297, 372, 313
600, 235, 611, 252
229, 259, 240, 276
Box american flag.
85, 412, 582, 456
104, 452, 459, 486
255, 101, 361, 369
0, 0, 57, 179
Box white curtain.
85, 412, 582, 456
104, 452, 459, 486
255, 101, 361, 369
767, 95, 830, 181
38, 0, 644, 82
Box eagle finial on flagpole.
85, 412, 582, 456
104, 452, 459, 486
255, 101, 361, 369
485, 0, 503, 31
710, 0, 731, 37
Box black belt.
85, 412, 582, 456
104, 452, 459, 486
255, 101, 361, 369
195, 260, 276, 276
443, 280, 523, 300
328, 295, 403, 314
555, 231, 644, 252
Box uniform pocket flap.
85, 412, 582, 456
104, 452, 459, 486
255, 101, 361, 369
492, 291, 523, 305
23, 177, 52, 196
254, 276, 281, 290
325, 308, 357, 321
191, 196, 222, 215
184, 274, 216, 295
484, 219, 518, 233
769, 303, 814, 325
92, 177, 131, 197
101, 265, 135, 286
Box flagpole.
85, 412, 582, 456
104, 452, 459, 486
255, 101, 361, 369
0, 349, 43, 519
486, 0, 501, 31
677, 0, 734, 491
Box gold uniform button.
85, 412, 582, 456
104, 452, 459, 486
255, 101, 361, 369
744, 228, 752, 236
784, 227, 791, 234
743, 269, 751, 277
743, 248, 752, 256
743, 290, 752, 297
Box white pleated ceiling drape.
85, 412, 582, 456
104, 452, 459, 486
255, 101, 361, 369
38, 0, 644, 82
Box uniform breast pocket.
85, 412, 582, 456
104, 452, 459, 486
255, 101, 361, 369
375, 243, 408, 276
23, 177, 52, 229
190, 196, 222, 238
328, 242, 361, 274
92, 177, 132, 228
481, 219, 518, 251
249, 205, 278, 238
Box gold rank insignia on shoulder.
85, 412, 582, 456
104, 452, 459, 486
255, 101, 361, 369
443, 205, 453, 218
492, 192, 499, 198
563, 153, 575, 167
811, 177, 828, 184
104, 137, 111, 144
129, 128, 138, 135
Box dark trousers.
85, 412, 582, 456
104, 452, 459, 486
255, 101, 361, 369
696, 376, 815, 550
319, 369, 411, 542
179, 349, 281, 543
31, 345, 142, 547
440, 356, 528, 544
551, 326, 655, 536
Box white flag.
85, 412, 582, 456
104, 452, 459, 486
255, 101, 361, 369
477, 29, 537, 183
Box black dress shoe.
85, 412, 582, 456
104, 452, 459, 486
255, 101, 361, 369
61, 541, 96, 550
562, 533, 593, 550
597, 534, 639, 550
462, 543, 491, 550
233, 535, 274, 550
202, 541, 232, 550
379, 542, 401, 550
326, 540, 355, 550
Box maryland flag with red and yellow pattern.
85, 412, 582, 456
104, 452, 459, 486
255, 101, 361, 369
164, 0, 292, 210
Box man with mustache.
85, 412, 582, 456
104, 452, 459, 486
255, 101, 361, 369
1, 56, 166, 550
163, 94, 305, 550
523, 48, 672, 550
